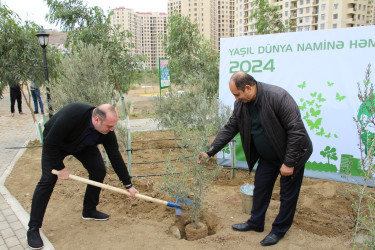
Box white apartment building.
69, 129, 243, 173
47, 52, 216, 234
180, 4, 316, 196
111, 7, 167, 69
235, 0, 374, 36
111, 1, 374, 69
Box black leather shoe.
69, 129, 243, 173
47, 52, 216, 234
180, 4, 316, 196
232, 222, 264, 232
260, 232, 283, 246
27, 227, 44, 249
82, 210, 110, 221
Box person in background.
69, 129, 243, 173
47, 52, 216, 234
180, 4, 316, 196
27, 102, 138, 249
10, 82, 24, 117
197, 72, 313, 246
30, 79, 44, 114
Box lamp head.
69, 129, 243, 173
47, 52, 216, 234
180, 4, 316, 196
36, 30, 50, 48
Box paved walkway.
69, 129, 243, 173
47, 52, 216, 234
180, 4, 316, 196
0, 90, 160, 249
0, 91, 54, 249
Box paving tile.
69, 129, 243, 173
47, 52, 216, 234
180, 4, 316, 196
9, 245, 24, 250
1, 227, 15, 238
0, 221, 9, 230
6, 215, 18, 224
2, 208, 13, 217
14, 228, 26, 239
4, 236, 20, 248
10, 221, 23, 231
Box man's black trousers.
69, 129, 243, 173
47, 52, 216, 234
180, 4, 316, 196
247, 158, 305, 237
28, 146, 107, 228
10, 90, 22, 113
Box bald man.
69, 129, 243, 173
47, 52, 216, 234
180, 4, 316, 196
198, 72, 312, 246
27, 102, 138, 249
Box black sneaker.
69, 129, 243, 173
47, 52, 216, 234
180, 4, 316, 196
34, 111, 39, 114
82, 210, 110, 221
27, 227, 44, 249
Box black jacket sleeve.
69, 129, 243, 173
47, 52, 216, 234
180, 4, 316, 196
207, 109, 239, 157
102, 132, 132, 186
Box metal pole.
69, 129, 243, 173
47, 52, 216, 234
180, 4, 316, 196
42, 47, 53, 118
230, 139, 236, 179
120, 91, 132, 176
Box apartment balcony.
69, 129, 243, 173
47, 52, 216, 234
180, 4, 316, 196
346, 17, 356, 23
312, 17, 319, 23
311, 24, 318, 30
347, 7, 357, 14
290, 4, 298, 10
312, 0, 319, 5
312, 7, 319, 15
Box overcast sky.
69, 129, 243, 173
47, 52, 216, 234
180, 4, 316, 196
3, 0, 169, 30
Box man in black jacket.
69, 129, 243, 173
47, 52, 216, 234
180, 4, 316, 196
27, 103, 138, 249
198, 72, 312, 246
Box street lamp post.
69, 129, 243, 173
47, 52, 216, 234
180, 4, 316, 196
36, 30, 53, 118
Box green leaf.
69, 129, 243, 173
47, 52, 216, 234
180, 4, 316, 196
298, 81, 306, 89
310, 108, 321, 117
336, 92, 346, 102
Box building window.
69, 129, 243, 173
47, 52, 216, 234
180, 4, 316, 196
332, 24, 337, 28
333, 13, 338, 19
333, 3, 339, 9
300, 0, 304, 5
305, 16, 310, 22
299, 17, 303, 23
285, 10, 289, 16
320, 23, 325, 29
306, 7, 310, 13
299, 8, 303, 14
285, 2, 289, 7
321, 4, 326, 11
306, 0, 310, 4
321, 14, 325, 20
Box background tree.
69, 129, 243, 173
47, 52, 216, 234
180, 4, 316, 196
163, 12, 219, 97
49, 42, 113, 110
46, 0, 143, 95
0, 5, 60, 121
249, 0, 295, 34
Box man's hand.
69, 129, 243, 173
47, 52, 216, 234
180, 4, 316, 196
57, 168, 70, 180
197, 152, 209, 164
280, 164, 294, 176
127, 187, 139, 198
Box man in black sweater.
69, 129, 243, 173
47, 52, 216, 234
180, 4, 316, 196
27, 103, 138, 249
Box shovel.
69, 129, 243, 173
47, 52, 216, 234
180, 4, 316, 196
51, 170, 182, 214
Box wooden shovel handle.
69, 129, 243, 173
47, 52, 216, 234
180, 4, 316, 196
51, 170, 168, 206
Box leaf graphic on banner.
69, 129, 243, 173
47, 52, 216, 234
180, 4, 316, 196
327, 81, 334, 87
303, 112, 310, 120
316, 127, 325, 136
310, 92, 317, 97
306, 118, 322, 130
315, 103, 322, 109
310, 108, 321, 117
334, 134, 338, 138
299, 102, 307, 111
336, 92, 346, 102
306, 99, 315, 106
325, 132, 331, 138
317, 93, 326, 102
298, 81, 306, 89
